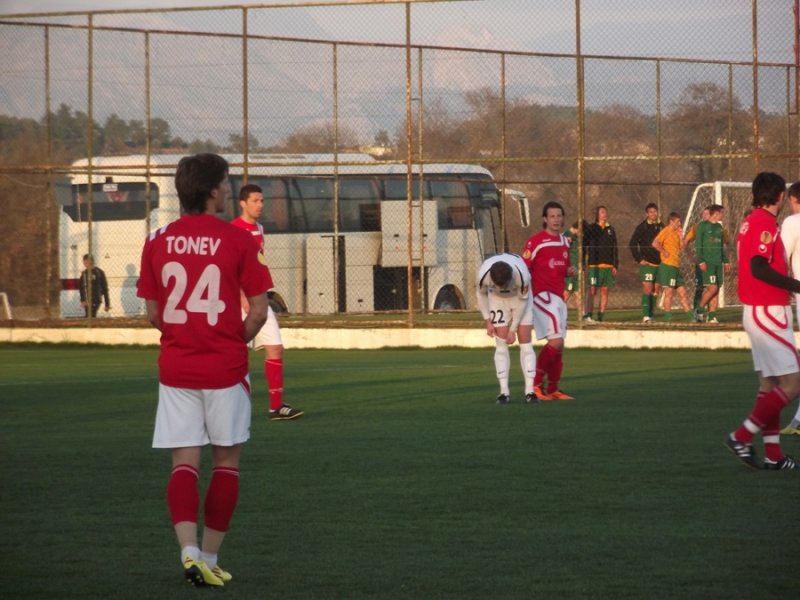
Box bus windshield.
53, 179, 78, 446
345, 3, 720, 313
63, 182, 160, 222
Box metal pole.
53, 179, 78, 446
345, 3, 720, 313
86, 13, 95, 324
500, 51, 507, 253
417, 46, 426, 311
752, 0, 760, 171
405, 1, 414, 326
44, 25, 53, 318
144, 31, 153, 236
243, 7, 250, 181
575, 0, 586, 326
333, 41, 341, 312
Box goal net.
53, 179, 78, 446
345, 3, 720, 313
681, 181, 790, 308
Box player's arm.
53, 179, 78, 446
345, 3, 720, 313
651, 231, 667, 257
695, 222, 707, 268
629, 225, 642, 262
243, 292, 268, 343
145, 299, 161, 331
751, 256, 800, 293
475, 280, 494, 336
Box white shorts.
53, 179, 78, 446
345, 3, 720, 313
152, 379, 252, 448
487, 294, 534, 330
248, 305, 282, 350
532, 291, 568, 341
742, 304, 800, 377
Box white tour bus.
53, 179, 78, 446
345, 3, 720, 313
59, 153, 529, 317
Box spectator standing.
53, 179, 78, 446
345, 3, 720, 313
521, 201, 577, 401
475, 252, 537, 405
583, 206, 618, 322
232, 184, 304, 421
725, 171, 800, 471
682, 206, 710, 320
651, 213, 692, 320
137, 153, 271, 585
694, 204, 730, 323
563, 221, 583, 314
79, 254, 110, 317
629, 203, 663, 323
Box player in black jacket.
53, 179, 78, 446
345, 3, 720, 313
584, 206, 618, 321
628, 203, 664, 322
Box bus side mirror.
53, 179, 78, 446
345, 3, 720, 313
506, 191, 530, 228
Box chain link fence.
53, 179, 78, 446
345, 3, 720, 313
0, 0, 797, 324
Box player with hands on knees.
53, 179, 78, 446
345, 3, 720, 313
476, 252, 537, 405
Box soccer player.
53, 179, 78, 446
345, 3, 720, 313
476, 252, 537, 405
694, 204, 730, 323
137, 153, 271, 585
681, 206, 710, 320
778, 181, 800, 436
651, 212, 692, 320
629, 203, 663, 322
232, 184, 304, 421
583, 205, 618, 322
725, 171, 800, 471
521, 201, 577, 401
563, 221, 583, 314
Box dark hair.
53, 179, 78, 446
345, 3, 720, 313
541, 201, 564, 228
82, 253, 93, 261
668, 211, 681, 222
645, 202, 658, 212
787, 181, 800, 200
708, 204, 723, 215
595, 205, 607, 221
174, 153, 229, 215
239, 183, 263, 202
751, 171, 786, 208
489, 261, 513, 287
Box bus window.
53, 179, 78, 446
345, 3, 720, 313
291, 178, 334, 232
339, 178, 380, 232
259, 178, 290, 233
63, 182, 160, 222
384, 177, 423, 201
431, 180, 471, 229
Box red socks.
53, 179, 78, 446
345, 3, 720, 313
265, 359, 284, 411
735, 388, 790, 461
167, 464, 199, 525
204, 467, 240, 532
546, 349, 564, 394
534, 344, 564, 393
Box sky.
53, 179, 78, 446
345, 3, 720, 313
0, 0, 778, 63
0, 0, 790, 146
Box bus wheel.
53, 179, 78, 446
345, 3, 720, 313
434, 287, 462, 311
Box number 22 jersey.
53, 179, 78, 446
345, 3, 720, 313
137, 214, 270, 389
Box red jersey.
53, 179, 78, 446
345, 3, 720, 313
230, 217, 275, 290
737, 207, 790, 306
521, 230, 572, 295
137, 214, 271, 388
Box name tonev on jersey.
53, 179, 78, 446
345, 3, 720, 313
165, 236, 221, 256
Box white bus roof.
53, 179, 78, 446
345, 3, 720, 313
70, 153, 495, 179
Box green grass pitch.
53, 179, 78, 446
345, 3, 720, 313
1, 343, 797, 599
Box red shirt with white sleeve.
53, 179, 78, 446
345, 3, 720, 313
230, 217, 275, 290
737, 207, 790, 306
137, 214, 270, 389
521, 230, 572, 295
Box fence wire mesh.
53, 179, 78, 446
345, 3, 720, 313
0, 0, 798, 324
